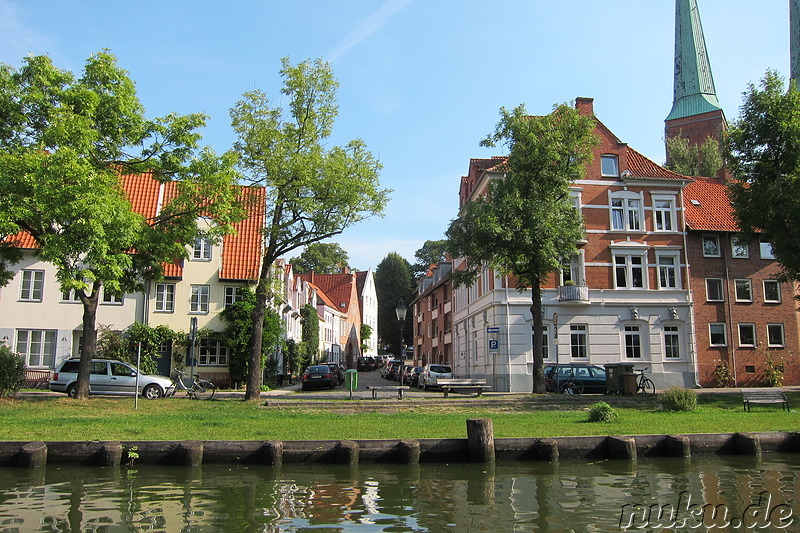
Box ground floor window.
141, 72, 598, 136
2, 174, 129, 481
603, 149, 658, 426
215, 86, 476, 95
570, 325, 587, 358
767, 324, 785, 347
624, 325, 642, 358
16, 329, 56, 368
664, 326, 681, 359
198, 338, 228, 366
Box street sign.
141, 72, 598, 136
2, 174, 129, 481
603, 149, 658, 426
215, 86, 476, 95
486, 327, 500, 333
488, 339, 499, 351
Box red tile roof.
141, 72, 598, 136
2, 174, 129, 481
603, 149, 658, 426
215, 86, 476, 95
683, 175, 739, 232
220, 186, 265, 281
625, 148, 687, 180
297, 272, 358, 314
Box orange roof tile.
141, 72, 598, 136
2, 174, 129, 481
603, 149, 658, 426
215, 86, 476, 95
625, 148, 687, 180
220, 186, 265, 281
683, 176, 739, 232
297, 272, 358, 314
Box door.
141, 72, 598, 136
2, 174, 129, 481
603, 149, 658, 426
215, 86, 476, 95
88, 361, 112, 393
107, 361, 138, 395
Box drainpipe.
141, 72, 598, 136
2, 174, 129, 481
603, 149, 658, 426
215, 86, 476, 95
680, 186, 700, 388
723, 234, 738, 385
505, 277, 512, 393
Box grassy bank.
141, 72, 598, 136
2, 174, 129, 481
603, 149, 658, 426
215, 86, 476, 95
0, 393, 797, 442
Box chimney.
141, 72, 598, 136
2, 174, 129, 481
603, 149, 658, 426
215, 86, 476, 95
575, 97, 594, 116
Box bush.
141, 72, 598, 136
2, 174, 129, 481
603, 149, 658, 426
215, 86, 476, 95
660, 387, 697, 412
587, 401, 618, 422
0, 345, 26, 399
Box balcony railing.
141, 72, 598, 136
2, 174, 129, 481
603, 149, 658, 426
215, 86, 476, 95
558, 284, 589, 302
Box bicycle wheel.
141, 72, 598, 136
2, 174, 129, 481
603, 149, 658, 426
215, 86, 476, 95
561, 379, 584, 395
192, 380, 216, 400
640, 377, 655, 396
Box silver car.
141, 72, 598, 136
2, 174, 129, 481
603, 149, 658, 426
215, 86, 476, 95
419, 364, 453, 389
49, 358, 174, 399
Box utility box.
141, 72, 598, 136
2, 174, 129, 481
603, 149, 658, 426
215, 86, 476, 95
605, 363, 635, 394
345, 369, 358, 391
622, 373, 638, 396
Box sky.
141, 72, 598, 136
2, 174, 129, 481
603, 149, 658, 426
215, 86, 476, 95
0, 0, 790, 271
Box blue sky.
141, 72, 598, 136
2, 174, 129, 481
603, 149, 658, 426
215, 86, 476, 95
0, 1, 789, 270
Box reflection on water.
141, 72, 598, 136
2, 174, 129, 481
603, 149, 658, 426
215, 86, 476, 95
0, 455, 797, 531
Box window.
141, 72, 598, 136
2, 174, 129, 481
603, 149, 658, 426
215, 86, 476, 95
601, 155, 619, 177
155, 283, 175, 312
16, 330, 56, 368
653, 198, 675, 231
614, 254, 645, 289
611, 196, 642, 231
61, 288, 81, 303
734, 279, 753, 302
559, 254, 583, 286
759, 239, 775, 259
198, 338, 228, 366
533, 325, 550, 360
101, 290, 123, 305
664, 326, 681, 359
709, 323, 727, 346
738, 324, 756, 347
570, 325, 587, 358
190, 285, 210, 314
624, 325, 642, 359
763, 280, 781, 303
19, 270, 44, 301
657, 254, 678, 289
731, 236, 749, 258
224, 286, 244, 308
192, 237, 212, 261
705, 278, 724, 302
702, 235, 720, 257
767, 324, 785, 347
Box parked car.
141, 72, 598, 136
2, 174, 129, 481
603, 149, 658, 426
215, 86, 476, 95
398, 364, 414, 383
323, 363, 345, 385
544, 364, 607, 394
357, 356, 377, 371
383, 360, 402, 380
419, 364, 453, 389
301, 365, 338, 391
49, 358, 174, 399
409, 366, 423, 387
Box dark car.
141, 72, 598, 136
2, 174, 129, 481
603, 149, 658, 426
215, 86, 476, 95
544, 364, 607, 394
357, 356, 377, 371
398, 364, 414, 383
323, 363, 345, 385
409, 366, 423, 387
383, 360, 402, 380
301, 365, 337, 391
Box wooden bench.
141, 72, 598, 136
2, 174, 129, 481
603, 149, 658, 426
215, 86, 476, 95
24, 370, 52, 389
367, 386, 405, 400
196, 372, 231, 389
438, 378, 491, 398
741, 389, 790, 412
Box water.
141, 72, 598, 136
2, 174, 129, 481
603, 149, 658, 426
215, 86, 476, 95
0, 455, 797, 532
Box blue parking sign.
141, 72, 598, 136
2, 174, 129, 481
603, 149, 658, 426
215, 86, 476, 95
488, 339, 499, 351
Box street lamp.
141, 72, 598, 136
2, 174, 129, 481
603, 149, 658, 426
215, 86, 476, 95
395, 300, 408, 385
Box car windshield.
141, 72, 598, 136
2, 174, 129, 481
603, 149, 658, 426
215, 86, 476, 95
307, 366, 329, 373
430, 366, 451, 373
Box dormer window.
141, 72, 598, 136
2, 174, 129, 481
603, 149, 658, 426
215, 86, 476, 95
193, 237, 212, 261
601, 155, 619, 177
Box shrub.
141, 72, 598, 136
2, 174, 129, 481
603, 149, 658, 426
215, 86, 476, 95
0, 345, 26, 399
660, 387, 697, 412
587, 401, 618, 422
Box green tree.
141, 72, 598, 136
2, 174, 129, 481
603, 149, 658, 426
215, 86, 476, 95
374, 252, 414, 356
300, 303, 320, 369
360, 323, 373, 354
230, 57, 389, 400
665, 135, 723, 177
221, 287, 283, 386
290, 242, 350, 274
727, 70, 800, 282
0, 344, 25, 398
446, 103, 597, 393
0, 52, 243, 399
412, 239, 448, 275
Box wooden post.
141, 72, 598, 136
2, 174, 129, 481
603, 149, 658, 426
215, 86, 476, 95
177, 441, 204, 466
18, 441, 47, 468
337, 440, 359, 465
537, 438, 559, 462
99, 441, 123, 466
467, 418, 495, 463
398, 439, 421, 464
263, 441, 284, 466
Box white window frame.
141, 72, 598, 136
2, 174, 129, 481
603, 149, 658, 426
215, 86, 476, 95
613, 252, 647, 289
767, 323, 785, 347
609, 192, 643, 232
192, 237, 213, 261
759, 239, 775, 260
656, 252, 680, 289
651, 194, 677, 232
155, 283, 175, 313
224, 286, 244, 308
709, 323, 727, 347
624, 325, 642, 359
569, 324, 588, 359
61, 288, 81, 303
731, 235, 749, 258
705, 278, 724, 302
734, 279, 753, 302
738, 323, 756, 347
559, 252, 585, 286
19, 269, 44, 302
190, 284, 210, 314
101, 289, 123, 305
702, 235, 720, 257
601, 154, 619, 177
16, 329, 57, 368
763, 280, 781, 303
663, 325, 681, 359
198, 337, 228, 366
532, 324, 550, 361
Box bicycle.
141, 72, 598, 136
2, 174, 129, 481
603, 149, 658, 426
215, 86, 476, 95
168, 370, 216, 400
545, 365, 584, 395
635, 367, 656, 396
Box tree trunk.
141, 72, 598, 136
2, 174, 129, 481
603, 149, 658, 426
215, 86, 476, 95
530, 282, 546, 394
244, 256, 271, 401
75, 282, 101, 400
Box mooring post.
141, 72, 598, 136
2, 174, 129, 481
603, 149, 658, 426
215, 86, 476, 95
18, 441, 47, 468
607, 436, 637, 460
398, 439, 421, 464
664, 435, 691, 458
263, 440, 284, 465
537, 438, 560, 462
735, 433, 762, 457
177, 441, 204, 466
467, 418, 495, 463
99, 441, 123, 466
337, 440, 360, 465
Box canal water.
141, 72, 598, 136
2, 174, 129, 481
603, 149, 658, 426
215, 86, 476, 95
0, 454, 797, 532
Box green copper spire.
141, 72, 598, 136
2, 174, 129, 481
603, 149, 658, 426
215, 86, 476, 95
792, 0, 799, 85
666, 0, 722, 121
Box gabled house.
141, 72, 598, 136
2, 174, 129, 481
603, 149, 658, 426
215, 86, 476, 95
355, 269, 379, 357
411, 261, 453, 367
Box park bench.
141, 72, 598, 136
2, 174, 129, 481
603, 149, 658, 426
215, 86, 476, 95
438, 378, 491, 398
196, 372, 231, 389
366, 386, 406, 400
24, 370, 52, 389
741, 388, 790, 412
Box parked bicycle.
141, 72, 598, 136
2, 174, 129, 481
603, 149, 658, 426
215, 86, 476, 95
545, 365, 584, 395
635, 367, 656, 396
168, 370, 216, 400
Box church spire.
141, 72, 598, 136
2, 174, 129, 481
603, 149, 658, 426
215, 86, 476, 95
791, 0, 799, 86
666, 0, 722, 121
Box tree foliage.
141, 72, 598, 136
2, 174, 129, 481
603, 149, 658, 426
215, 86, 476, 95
0, 344, 25, 399
96, 323, 180, 375
290, 242, 350, 274
446, 103, 597, 393
300, 303, 320, 369
727, 70, 800, 282
229, 57, 389, 400
0, 51, 243, 399
412, 239, 448, 275
665, 135, 723, 177
374, 252, 414, 356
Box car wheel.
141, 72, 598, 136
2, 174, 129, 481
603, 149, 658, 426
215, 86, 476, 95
67, 384, 78, 398
143, 384, 163, 399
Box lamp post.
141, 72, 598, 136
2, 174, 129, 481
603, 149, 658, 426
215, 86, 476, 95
395, 300, 407, 385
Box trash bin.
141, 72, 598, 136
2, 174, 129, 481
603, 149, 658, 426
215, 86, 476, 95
622, 373, 638, 396
604, 363, 635, 395
345, 369, 358, 391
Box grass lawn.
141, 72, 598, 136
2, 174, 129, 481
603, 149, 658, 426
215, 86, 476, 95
0, 392, 797, 442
